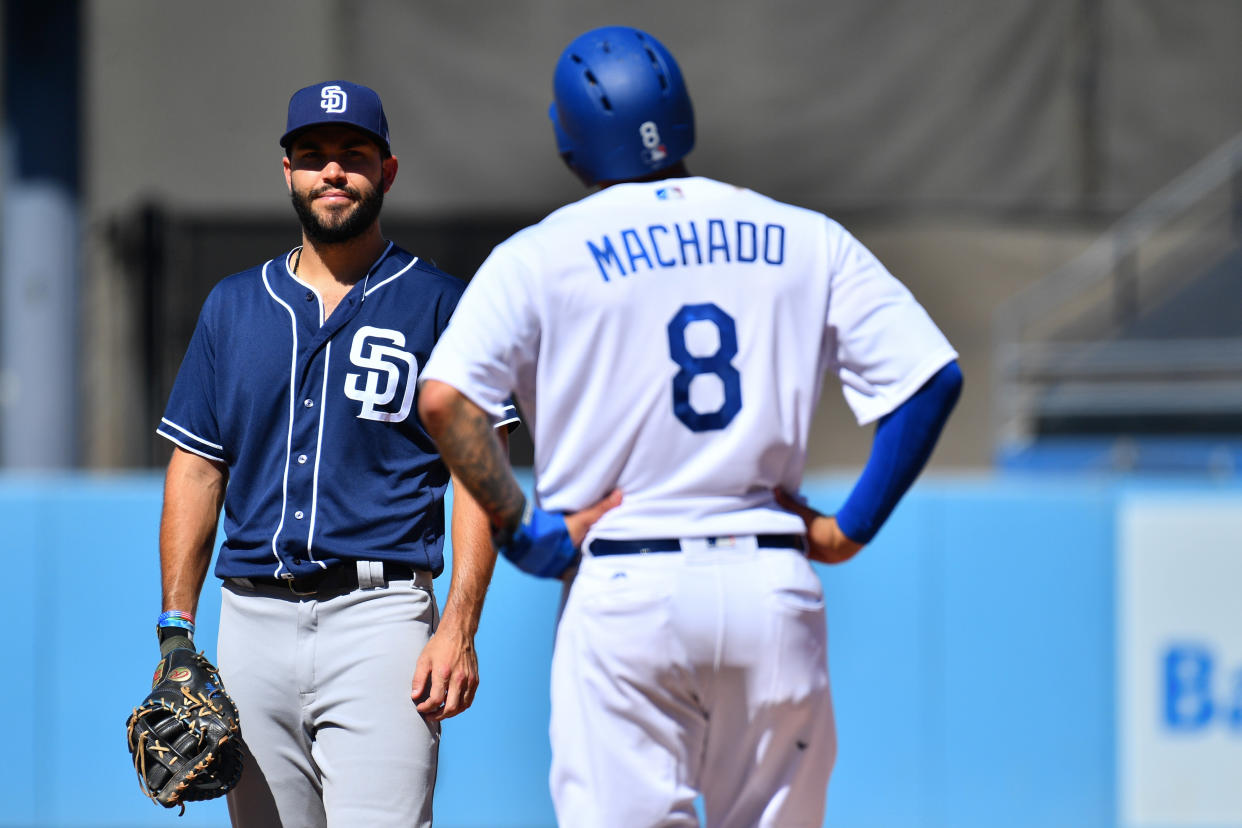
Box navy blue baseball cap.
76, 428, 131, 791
280, 80, 391, 151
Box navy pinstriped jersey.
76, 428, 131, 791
157, 242, 517, 579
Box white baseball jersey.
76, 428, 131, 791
422, 176, 956, 542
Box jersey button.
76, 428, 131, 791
305, 291, 314, 302
303, 399, 314, 408
298, 454, 308, 464
295, 510, 304, 520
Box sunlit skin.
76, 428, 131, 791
282, 125, 398, 317
277, 125, 493, 721
773, 488, 864, 564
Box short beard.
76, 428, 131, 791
291, 181, 384, 245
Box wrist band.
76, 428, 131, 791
156, 610, 195, 635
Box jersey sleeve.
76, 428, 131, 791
432, 274, 464, 337
156, 290, 226, 463
826, 223, 958, 425
496, 399, 521, 432
420, 243, 540, 425
423, 264, 520, 431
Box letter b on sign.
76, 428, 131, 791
1165, 644, 1214, 730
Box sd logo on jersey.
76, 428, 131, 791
344, 326, 417, 422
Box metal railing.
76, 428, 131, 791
993, 130, 1242, 453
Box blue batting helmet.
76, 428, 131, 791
550, 26, 695, 186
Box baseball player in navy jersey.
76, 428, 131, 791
419, 26, 962, 828
152, 80, 514, 827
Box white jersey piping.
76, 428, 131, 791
261, 258, 300, 580
158, 417, 224, 451
156, 430, 225, 464
306, 339, 331, 567
364, 246, 413, 296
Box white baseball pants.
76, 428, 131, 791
551, 541, 836, 828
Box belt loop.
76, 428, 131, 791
356, 560, 382, 589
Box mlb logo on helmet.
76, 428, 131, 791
639, 120, 667, 165
280, 80, 390, 152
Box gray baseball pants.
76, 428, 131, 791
218, 568, 439, 828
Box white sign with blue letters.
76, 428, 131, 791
1118, 494, 1242, 827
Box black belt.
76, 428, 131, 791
234, 561, 418, 596
589, 534, 805, 556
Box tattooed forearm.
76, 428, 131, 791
431, 391, 526, 534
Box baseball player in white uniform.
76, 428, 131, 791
419, 26, 962, 827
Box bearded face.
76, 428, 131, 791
290, 175, 385, 246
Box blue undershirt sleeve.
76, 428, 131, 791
833, 361, 963, 544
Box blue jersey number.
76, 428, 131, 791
667, 303, 742, 431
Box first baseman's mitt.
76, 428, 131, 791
125, 645, 246, 812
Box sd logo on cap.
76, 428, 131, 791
279, 80, 390, 152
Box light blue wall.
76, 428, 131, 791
823, 479, 1118, 828
0, 473, 1227, 827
